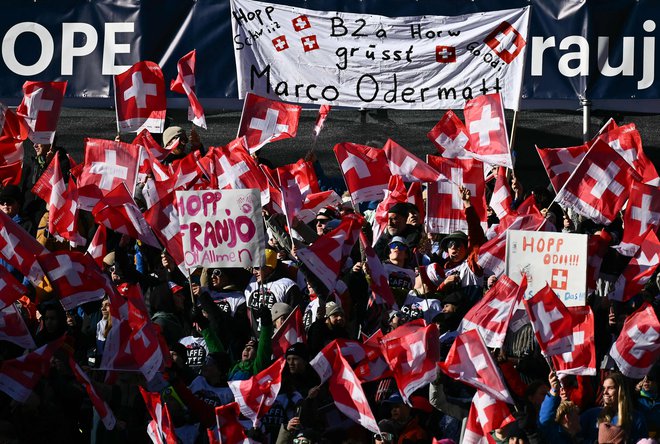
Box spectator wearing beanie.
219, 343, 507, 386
307, 301, 349, 356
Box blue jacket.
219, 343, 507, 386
580, 405, 648, 443
539, 393, 582, 443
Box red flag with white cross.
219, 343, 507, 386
86, 225, 108, 269
551, 306, 596, 376
596, 123, 660, 185
237, 93, 301, 153
425, 155, 487, 234
143, 191, 187, 276
272, 306, 305, 358
0, 265, 27, 310
610, 230, 660, 303
609, 303, 660, 379
228, 357, 286, 426
489, 166, 513, 219
0, 210, 47, 285
523, 283, 574, 357
334, 142, 390, 204
427, 110, 472, 159
463, 93, 512, 168
536, 144, 589, 194
16, 81, 67, 144
114, 61, 166, 134
170, 49, 207, 129
139, 387, 177, 444
555, 139, 640, 225
383, 139, 441, 182
616, 181, 660, 257
0, 304, 36, 350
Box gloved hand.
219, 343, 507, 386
257, 305, 273, 328
191, 307, 209, 330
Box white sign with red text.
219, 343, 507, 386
506, 230, 587, 307
176, 189, 265, 269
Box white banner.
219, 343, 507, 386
176, 189, 265, 269
506, 230, 588, 307
231, 0, 530, 110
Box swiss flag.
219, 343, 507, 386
297, 190, 342, 224
69, 355, 116, 430
213, 402, 251, 444
228, 357, 286, 425
427, 110, 472, 159
463, 390, 515, 444
484, 21, 526, 63
143, 191, 187, 276
272, 306, 305, 358
0, 265, 27, 310
277, 167, 305, 228
523, 282, 574, 356
384, 139, 441, 182
586, 230, 612, 293
16, 80, 67, 144
536, 144, 589, 194
310, 342, 380, 434
0, 210, 47, 284
92, 183, 161, 249
78, 138, 140, 210
38, 251, 111, 310
86, 225, 108, 269
596, 123, 660, 185
139, 387, 177, 444
439, 328, 513, 404
296, 214, 363, 293
205, 138, 270, 206
609, 302, 660, 379
489, 166, 513, 219
551, 306, 596, 376
133, 129, 171, 161
360, 231, 396, 309
48, 154, 84, 245
335, 336, 391, 383
426, 156, 487, 234
170, 49, 207, 129
610, 230, 660, 303
0, 104, 26, 187
555, 139, 640, 225
114, 61, 166, 134
381, 320, 440, 404
277, 159, 320, 198
237, 93, 301, 153
0, 336, 65, 402
616, 181, 660, 257
334, 142, 390, 203
463, 93, 512, 168
458, 274, 524, 349
371, 175, 408, 246
0, 162, 22, 187
313, 104, 331, 137
0, 304, 36, 350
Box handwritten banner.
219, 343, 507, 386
506, 230, 588, 307
231, 0, 529, 110
176, 189, 265, 269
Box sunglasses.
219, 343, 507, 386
293, 438, 311, 444
388, 242, 408, 251
316, 218, 330, 225
374, 432, 394, 442
108, 265, 116, 273
211, 269, 222, 277
446, 240, 464, 249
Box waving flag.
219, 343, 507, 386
277, 159, 320, 198
0, 210, 47, 284
237, 93, 301, 152
0, 266, 27, 310
143, 192, 187, 276
463, 93, 512, 168
228, 357, 286, 425
272, 306, 305, 358
139, 387, 177, 444
536, 144, 589, 194
69, 356, 116, 430
616, 181, 660, 257
86, 225, 108, 269
114, 61, 166, 133
427, 110, 471, 159
609, 303, 660, 379
0, 304, 36, 350
384, 139, 440, 182
596, 123, 659, 185
16, 81, 67, 144
170, 49, 207, 129
334, 142, 390, 203
489, 166, 513, 219
463, 390, 516, 444
213, 402, 251, 444
523, 283, 574, 356
610, 230, 660, 303
313, 105, 331, 137
551, 306, 596, 376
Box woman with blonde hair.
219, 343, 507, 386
581, 372, 648, 443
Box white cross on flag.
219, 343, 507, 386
143, 192, 188, 277
551, 306, 596, 377
0, 304, 36, 350
0, 265, 27, 310
310, 342, 380, 434
170, 49, 207, 129
114, 61, 166, 134
523, 282, 574, 357
334, 336, 391, 383
38, 251, 111, 310
381, 320, 440, 404
463, 390, 516, 444
86, 225, 108, 269
384, 139, 441, 182
272, 306, 305, 358
313, 104, 331, 137
132, 129, 172, 161
48, 153, 85, 246
0, 105, 27, 186
16, 80, 67, 144
0, 336, 65, 402
596, 123, 660, 186
360, 231, 396, 309
616, 181, 660, 257
463, 93, 512, 168
0, 210, 47, 285
555, 139, 640, 226
609, 302, 660, 379
228, 357, 286, 425
213, 402, 252, 444
427, 110, 472, 159
92, 183, 161, 249
139, 387, 177, 444
78, 138, 140, 210
296, 190, 342, 224
296, 214, 363, 293
489, 166, 513, 219
536, 143, 589, 194
426, 155, 487, 234
68, 355, 116, 430
610, 230, 660, 303
237, 93, 301, 153
276, 159, 320, 199
439, 328, 513, 404
372, 175, 408, 247
458, 274, 524, 349
333, 142, 390, 204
